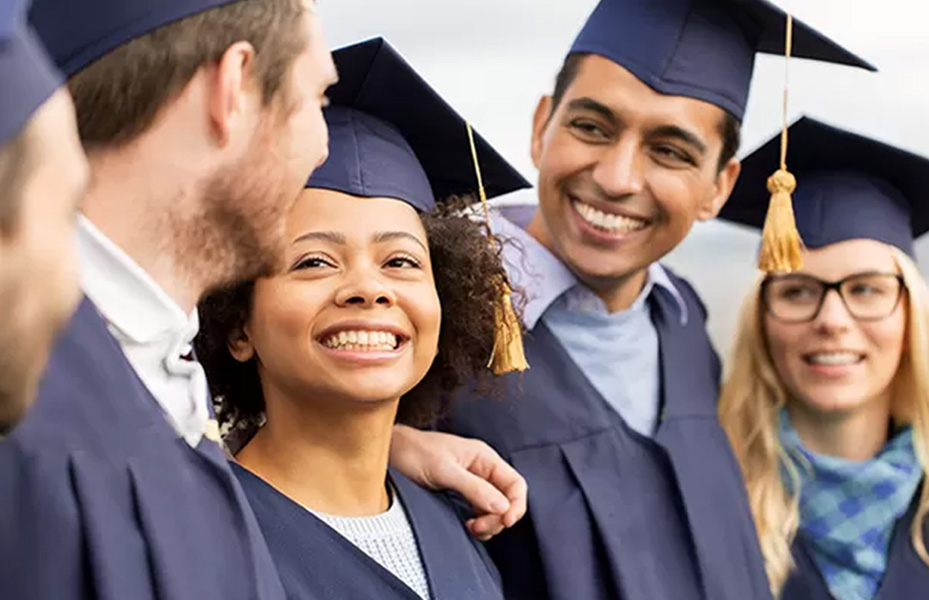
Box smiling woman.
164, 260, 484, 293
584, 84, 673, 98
718, 118, 929, 600
197, 193, 507, 434
194, 38, 528, 600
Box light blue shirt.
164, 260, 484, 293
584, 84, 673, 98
492, 204, 688, 437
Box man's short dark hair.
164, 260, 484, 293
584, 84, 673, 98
550, 53, 741, 171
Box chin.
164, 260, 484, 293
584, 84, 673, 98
567, 253, 646, 287
331, 379, 413, 405
796, 391, 873, 418
564, 240, 649, 275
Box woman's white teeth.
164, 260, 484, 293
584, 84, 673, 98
323, 330, 398, 351
574, 200, 647, 233
807, 352, 862, 366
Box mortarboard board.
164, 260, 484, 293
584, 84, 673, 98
0, 0, 61, 144
719, 116, 929, 258
569, 0, 875, 121
307, 37, 530, 212
29, 0, 238, 77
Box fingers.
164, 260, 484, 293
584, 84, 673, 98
465, 442, 528, 528
388, 426, 528, 535
501, 472, 528, 528
390, 427, 514, 515
466, 515, 506, 542
447, 464, 512, 515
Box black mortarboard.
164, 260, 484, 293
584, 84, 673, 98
307, 38, 530, 212
569, 0, 875, 121
0, 0, 61, 143
29, 0, 237, 77
719, 117, 929, 257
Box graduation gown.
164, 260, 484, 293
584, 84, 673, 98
443, 273, 772, 600
235, 464, 504, 600
781, 492, 929, 600
0, 297, 291, 600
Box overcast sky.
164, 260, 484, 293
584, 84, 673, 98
318, 0, 929, 359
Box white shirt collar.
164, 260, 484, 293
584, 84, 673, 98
76, 215, 199, 348
76, 216, 211, 447
491, 204, 688, 329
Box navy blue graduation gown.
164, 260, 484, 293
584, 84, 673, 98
0, 297, 291, 600
781, 491, 929, 600
234, 464, 504, 600
443, 272, 771, 600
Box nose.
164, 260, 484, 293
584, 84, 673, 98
334, 267, 396, 308
812, 288, 854, 333
591, 136, 645, 198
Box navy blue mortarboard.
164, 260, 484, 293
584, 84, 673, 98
29, 0, 237, 77
719, 117, 929, 257
307, 38, 530, 212
569, 0, 875, 121
0, 0, 61, 144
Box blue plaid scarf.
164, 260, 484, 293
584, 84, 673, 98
779, 411, 922, 600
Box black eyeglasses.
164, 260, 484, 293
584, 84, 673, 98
761, 272, 906, 323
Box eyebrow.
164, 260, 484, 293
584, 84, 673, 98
374, 231, 428, 253
566, 97, 619, 126
292, 230, 428, 252
648, 124, 708, 157
292, 231, 347, 245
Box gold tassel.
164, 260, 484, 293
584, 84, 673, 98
488, 279, 529, 375
466, 122, 529, 374
757, 13, 804, 273
758, 169, 802, 272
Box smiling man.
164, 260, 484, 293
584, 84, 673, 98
442, 0, 873, 599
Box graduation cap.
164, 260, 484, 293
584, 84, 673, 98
29, 0, 237, 76
0, 0, 61, 144
308, 37, 531, 374
569, 0, 875, 121
719, 116, 929, 258
308, 37, 530, 212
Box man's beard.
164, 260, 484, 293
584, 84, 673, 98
178, 129, 299, 299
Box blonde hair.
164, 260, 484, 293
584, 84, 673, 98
718, 245, 929, 596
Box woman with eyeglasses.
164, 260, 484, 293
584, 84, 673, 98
717, 117, 929, 600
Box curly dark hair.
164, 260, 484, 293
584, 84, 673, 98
195, 195, 512, 437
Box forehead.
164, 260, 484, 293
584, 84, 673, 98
288, 188, 425, 240
800, 239, 899, 279
561, 55, 725, 141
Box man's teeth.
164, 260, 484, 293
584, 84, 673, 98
574, 200, 647, 233
322, 330, 399, 351
807, 352, 862, 366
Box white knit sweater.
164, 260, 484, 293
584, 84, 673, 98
309, 489, 432, 599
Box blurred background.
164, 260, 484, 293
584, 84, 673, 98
319, 0, 929, 361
